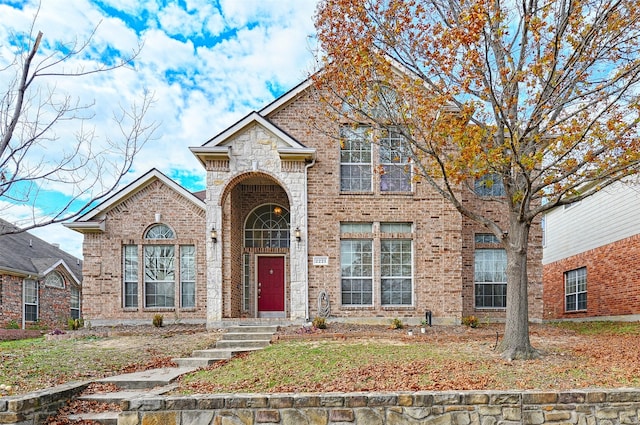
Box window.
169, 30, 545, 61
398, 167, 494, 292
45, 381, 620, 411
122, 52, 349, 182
474, 233, 500, 244
70, 287, 80, 319
340, 239, 373, 305
340, 126, 372, 192
379, 129, 411, 192
145, 224, 175, 239
45, 271, 64, 288
475, 173, 505, 197
123, 245, 138, 308
474, 249, 507, 308
180, 245, 195, 308
380, 239, 412, 305
23, 279, 38, 322
565, 267, 587, 311
242, 254, 250, 312
144, 246, 175, 308
340, 222, 373, 233
245, 204, 290, 248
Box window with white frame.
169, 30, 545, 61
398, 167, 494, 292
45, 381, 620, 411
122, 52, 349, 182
45, 271, 64, 288
70, 286, 80, 319
474, 236, 507, 308
565, 267, 587, 311
180, 245, 195, 308
23, 279, 38, 322
340, 222, 413, 307
244, 204, 290, 248
340, 239, 373, 306
123, 245, 138, 308
474, 173, 506, 197
379, 129, 411, 192
340, 126, 372, 192
144, 245, 175, 308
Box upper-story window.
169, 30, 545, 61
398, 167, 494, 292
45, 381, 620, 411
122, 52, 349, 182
244, 204, 290, 248
45, 271, 64, 288
379, 128, 411, 192
474, 173, 505, 197
340, 126, 372, 192
145, 224, 175, 239
340, 126, 412, 193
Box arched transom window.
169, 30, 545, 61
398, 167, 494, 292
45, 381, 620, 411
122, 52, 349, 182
245, 204, 290, 248
145, 224, 175, 239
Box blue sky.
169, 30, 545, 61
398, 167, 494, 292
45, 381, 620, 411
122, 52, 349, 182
0, 0, 319, 257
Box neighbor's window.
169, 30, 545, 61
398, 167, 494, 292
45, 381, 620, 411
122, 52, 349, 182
475, 173, 505, 197
474, 249, 507, 308
340, 126, 372, 192
565, 267, 587, 311
123, 245, 138, 308
70, 286, 80, 319
180, 245, 196, 308
340, 239, 373, 306
380, 239, 413, 305
45, 271, 64, 288
23, 279, 38, 322
379, 128, 411, 192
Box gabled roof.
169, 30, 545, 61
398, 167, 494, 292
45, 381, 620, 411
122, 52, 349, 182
65, 168, 205, 232
0, 218, 82, 283
190, 111, 315, 166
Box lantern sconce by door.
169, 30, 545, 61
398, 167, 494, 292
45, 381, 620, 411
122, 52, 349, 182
211, 227, 218, 244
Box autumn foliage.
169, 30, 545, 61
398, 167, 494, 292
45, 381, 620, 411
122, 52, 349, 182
313, 0, 640, 359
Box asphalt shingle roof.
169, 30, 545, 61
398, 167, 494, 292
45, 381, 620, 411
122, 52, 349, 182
0, 218, 82, 282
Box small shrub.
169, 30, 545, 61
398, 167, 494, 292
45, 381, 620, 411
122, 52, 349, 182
462, 315, 479, 328
49, 329, 66, 335
152, 314, 164, 328
67, 318, 84, 330
312, 317, 327, 329
27, 321, 48, 330
390, 318, 404, 329
5, 320, 20, 330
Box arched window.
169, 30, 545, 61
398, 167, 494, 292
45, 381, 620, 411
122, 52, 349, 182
45, 271, 64, 288
245, 204, 290, 248
145, 224, 175, 239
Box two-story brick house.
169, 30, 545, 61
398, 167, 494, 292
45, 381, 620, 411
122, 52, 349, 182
66, 78, 543, 327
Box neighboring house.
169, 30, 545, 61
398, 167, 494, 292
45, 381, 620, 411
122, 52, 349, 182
542, 180, 640, 320
66, 78, 543, 327
0, 219, 82, 328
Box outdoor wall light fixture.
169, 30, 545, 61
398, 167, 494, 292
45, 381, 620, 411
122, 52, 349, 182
295, 227, 301, 242
211, 227, 218, 243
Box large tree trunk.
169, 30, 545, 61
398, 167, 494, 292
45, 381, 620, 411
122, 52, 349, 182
498, 218, 540, 360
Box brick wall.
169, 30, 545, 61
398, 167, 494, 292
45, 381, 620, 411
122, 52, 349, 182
267, 90, 543, 323
80, 179, 207, 325
543, 233, 640, 320
0, 270, 78, 329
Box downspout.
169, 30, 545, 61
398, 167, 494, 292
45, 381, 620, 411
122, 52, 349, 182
303, 158, 316, 322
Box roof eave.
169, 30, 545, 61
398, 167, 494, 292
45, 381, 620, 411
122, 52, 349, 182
63, 220, 106, 234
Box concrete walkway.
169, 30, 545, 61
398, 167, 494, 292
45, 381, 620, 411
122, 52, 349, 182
67, 325, 278, 424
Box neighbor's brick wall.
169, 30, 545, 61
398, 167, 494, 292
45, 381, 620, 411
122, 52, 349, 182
80, 179, 206, 325
543, 233, 640, 320
0, 270, 79, 329
0, 275, 22, 327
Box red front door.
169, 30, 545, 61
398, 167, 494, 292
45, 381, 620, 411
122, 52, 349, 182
258, 256, 285, 313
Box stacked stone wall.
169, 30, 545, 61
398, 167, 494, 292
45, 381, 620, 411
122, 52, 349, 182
114, 389, 640, 425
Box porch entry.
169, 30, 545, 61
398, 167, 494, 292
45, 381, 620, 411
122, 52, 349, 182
257, 256, 285, 317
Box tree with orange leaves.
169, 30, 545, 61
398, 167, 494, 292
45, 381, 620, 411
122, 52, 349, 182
314, 0, 640, 359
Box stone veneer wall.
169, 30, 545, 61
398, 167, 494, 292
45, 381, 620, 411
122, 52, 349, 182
114, 389, 640, 425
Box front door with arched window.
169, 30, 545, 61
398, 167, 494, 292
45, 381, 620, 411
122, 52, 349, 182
245, 204, 289, 317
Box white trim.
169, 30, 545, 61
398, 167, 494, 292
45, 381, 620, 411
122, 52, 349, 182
259, 79, 313, 116
41, 259, 82, 286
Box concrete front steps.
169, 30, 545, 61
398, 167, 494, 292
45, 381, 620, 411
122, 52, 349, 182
171, 325, 278, 368
65, 325, 278, 424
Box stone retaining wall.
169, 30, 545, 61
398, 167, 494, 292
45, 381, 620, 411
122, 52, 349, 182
118, 389, 640, 425
0, 382, 88, 424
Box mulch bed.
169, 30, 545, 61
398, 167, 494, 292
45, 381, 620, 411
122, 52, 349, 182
0, 329, 46, 341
